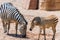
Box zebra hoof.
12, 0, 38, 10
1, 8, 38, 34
7, 33, 9, 35
44, 38, 46, 40
15, 34, 17, 37
4, 31, 7, 33
38, 39, 39, 40
52, 38, 55, 40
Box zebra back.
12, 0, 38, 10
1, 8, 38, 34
0, 2, 27, 25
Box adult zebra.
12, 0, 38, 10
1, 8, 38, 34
0, 2, 28, 37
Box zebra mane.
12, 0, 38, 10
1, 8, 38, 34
16, 9, 28, 25
6, 2, 13, 6
1, 2, 13, 7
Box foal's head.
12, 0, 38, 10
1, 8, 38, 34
30, 17, 41, 31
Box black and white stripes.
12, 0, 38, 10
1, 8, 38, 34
0, 2, 27, 25
0, 2, 27, 37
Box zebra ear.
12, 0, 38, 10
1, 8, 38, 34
7, 3, 13, 6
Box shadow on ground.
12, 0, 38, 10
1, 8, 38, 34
7, 34, 29, 39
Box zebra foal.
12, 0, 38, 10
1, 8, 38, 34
30, 15, 58, 40
0, 2, 28, 37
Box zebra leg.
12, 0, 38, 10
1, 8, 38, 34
38, 27, 42, 40
43, 27, 46, 40
15, 23, 18, 36
7, 21, 10, 35
2, 20, 7, 33
52, 27, 56, 40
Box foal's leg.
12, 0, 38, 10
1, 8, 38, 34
7, 21, 10, 35
52, 25, 56, 40
38, 27, 42, 40
15, 22, 18, 36
43, 26, 46, 40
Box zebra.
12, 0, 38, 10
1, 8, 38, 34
0, 2, 28, 37
30, 15, 58, 40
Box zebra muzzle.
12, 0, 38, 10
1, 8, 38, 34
29, 28, 32, 31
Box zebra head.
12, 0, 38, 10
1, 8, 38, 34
30, 17, 41, 31
18, 14, 28, 37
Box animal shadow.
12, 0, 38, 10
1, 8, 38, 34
7, 34, 29, 39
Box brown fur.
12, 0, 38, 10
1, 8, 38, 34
30, 15, 58, 40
